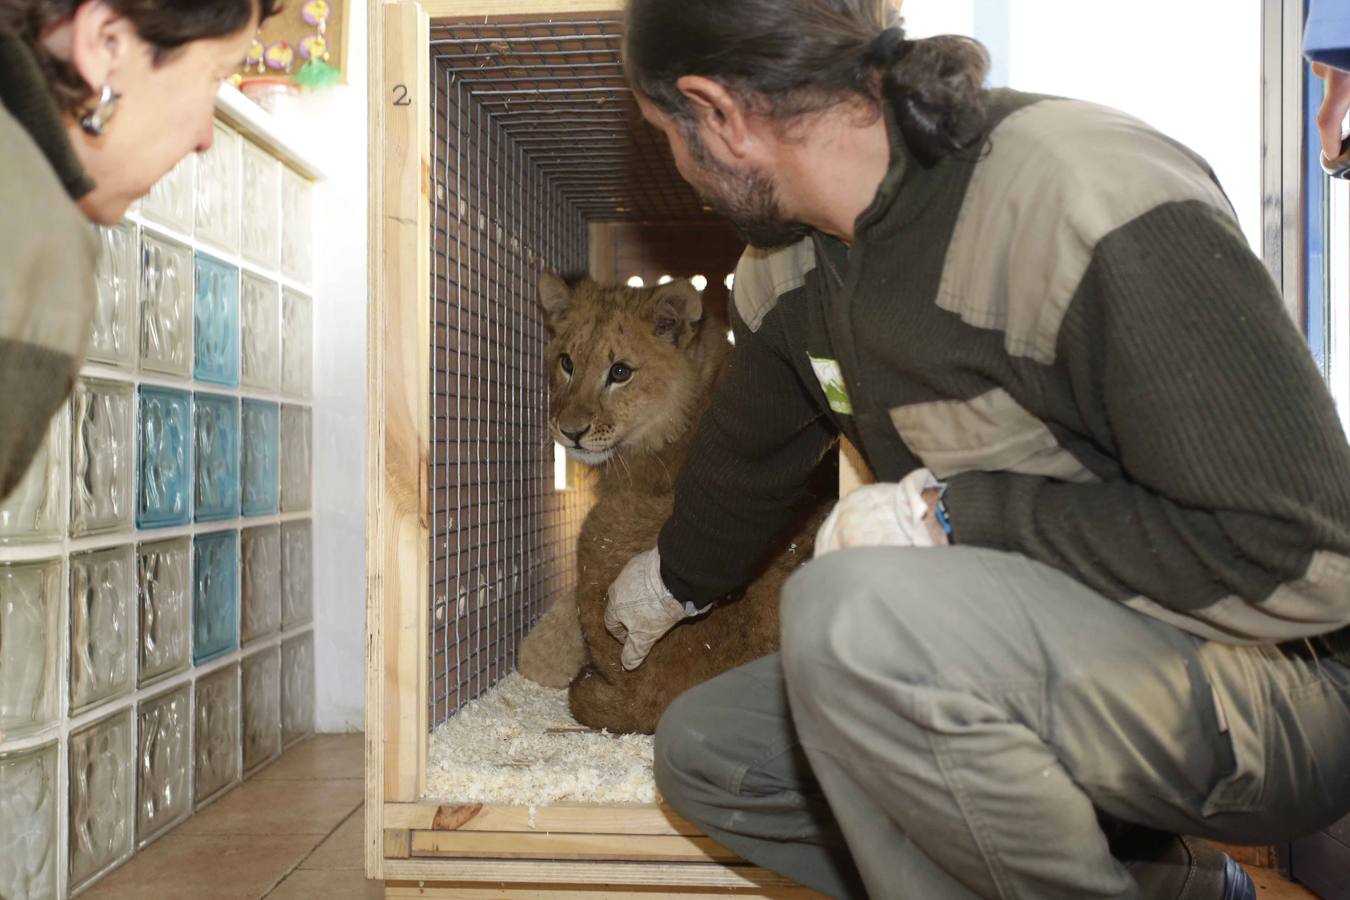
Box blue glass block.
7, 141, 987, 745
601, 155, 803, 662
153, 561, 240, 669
193, 253, 239, 387
240, 400, 279, 517
137, 386, 191, 529
193, 530, 238, 665
194, 393, 239, 523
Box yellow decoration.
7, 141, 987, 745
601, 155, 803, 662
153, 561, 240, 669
301, 35, 328, 61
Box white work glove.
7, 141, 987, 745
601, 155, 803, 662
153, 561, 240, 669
604, 548, 707, 670
814, 468, 951, 558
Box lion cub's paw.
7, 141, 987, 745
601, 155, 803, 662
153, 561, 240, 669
516, 595, 588, 689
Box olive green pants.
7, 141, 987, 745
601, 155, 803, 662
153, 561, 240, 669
654, 547, 1350, 899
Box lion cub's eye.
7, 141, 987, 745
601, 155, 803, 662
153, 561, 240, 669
560, 353, 573, 375
608, 363, 633, 384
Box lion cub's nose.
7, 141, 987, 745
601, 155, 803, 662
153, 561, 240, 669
561, 423, 591, 443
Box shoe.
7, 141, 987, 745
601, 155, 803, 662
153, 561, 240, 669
1218, 851, 1257, 900
1111, 827, 1256, 899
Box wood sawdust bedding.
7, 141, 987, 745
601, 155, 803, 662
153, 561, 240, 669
425, 673, 658, 807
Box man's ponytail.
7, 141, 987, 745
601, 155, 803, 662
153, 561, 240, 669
869, 29, 990, 163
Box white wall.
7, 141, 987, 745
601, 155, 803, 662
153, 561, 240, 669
1005, 1, 1262, 251
902, 0, 1263, 251
902, 0, 976, 40
286, 5, 369, 732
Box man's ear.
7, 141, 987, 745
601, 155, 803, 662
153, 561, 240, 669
675, 75, 755, 162
538, 272, 571, 332
651, 280, 703, 348
63, 1, 136, 95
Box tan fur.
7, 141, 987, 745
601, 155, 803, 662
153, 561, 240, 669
516, 592, 587, 689
514, 275, 833, 734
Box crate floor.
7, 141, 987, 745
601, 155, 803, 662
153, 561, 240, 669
425, 672, 657, 806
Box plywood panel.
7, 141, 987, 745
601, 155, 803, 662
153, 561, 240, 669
589, 222, 617, 282
839, 438, 874, 497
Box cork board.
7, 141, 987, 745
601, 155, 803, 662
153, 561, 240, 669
235, 0, 350, 84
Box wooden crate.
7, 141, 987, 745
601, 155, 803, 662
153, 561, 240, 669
365, 1, 833, 895
378, 802, 825, 896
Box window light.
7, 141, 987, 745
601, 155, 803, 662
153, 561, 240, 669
554, 442, 569, 491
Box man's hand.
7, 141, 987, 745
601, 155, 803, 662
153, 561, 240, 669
604, 548, 704, 670
814, 468, 950, 558
1314, 62, 1350, 164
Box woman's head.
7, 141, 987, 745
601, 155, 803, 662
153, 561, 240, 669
2, 0, 278, 223
625, 0, 990, 168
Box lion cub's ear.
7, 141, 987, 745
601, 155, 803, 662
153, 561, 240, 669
538, 273, 571, 332
651, 280, 704, 348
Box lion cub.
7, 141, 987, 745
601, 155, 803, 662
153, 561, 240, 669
516, 274, 832, 734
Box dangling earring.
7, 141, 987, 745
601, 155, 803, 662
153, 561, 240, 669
80, 83, 121, 137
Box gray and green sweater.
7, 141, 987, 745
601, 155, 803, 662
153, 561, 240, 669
657, 90, 1350, 662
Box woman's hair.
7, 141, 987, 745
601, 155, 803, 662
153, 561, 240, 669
0, 0, 280, 114
625, 0, 990, 164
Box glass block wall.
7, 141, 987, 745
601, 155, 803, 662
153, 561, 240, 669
0, 119, 316, 900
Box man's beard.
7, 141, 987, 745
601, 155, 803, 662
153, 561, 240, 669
683, 126, 811, 250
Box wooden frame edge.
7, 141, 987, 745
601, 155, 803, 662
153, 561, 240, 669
367, 0, 432, 879
364, 0, 382, 878
385, 888, 823, 900
382, 859, 807, 890
383, 801, 701, 835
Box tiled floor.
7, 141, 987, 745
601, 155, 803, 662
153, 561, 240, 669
81, 732, 1323, 899
85, 734, 381, 900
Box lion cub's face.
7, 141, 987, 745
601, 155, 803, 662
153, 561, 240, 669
539, 275, 707, 464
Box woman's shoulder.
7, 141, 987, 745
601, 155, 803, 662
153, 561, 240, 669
0, 102, 96, 267
0, 101, 100, 357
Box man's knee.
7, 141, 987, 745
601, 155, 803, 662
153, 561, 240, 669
780, 549, 976, 696
652, 688, 698, 799
654, 680, 735, 815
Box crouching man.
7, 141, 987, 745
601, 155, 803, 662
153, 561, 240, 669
603, 0, 1350, 897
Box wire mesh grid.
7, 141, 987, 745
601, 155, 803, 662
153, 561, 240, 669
427, 15, 729, 727
429, 16, 716, 222
429, 54, 591, 727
